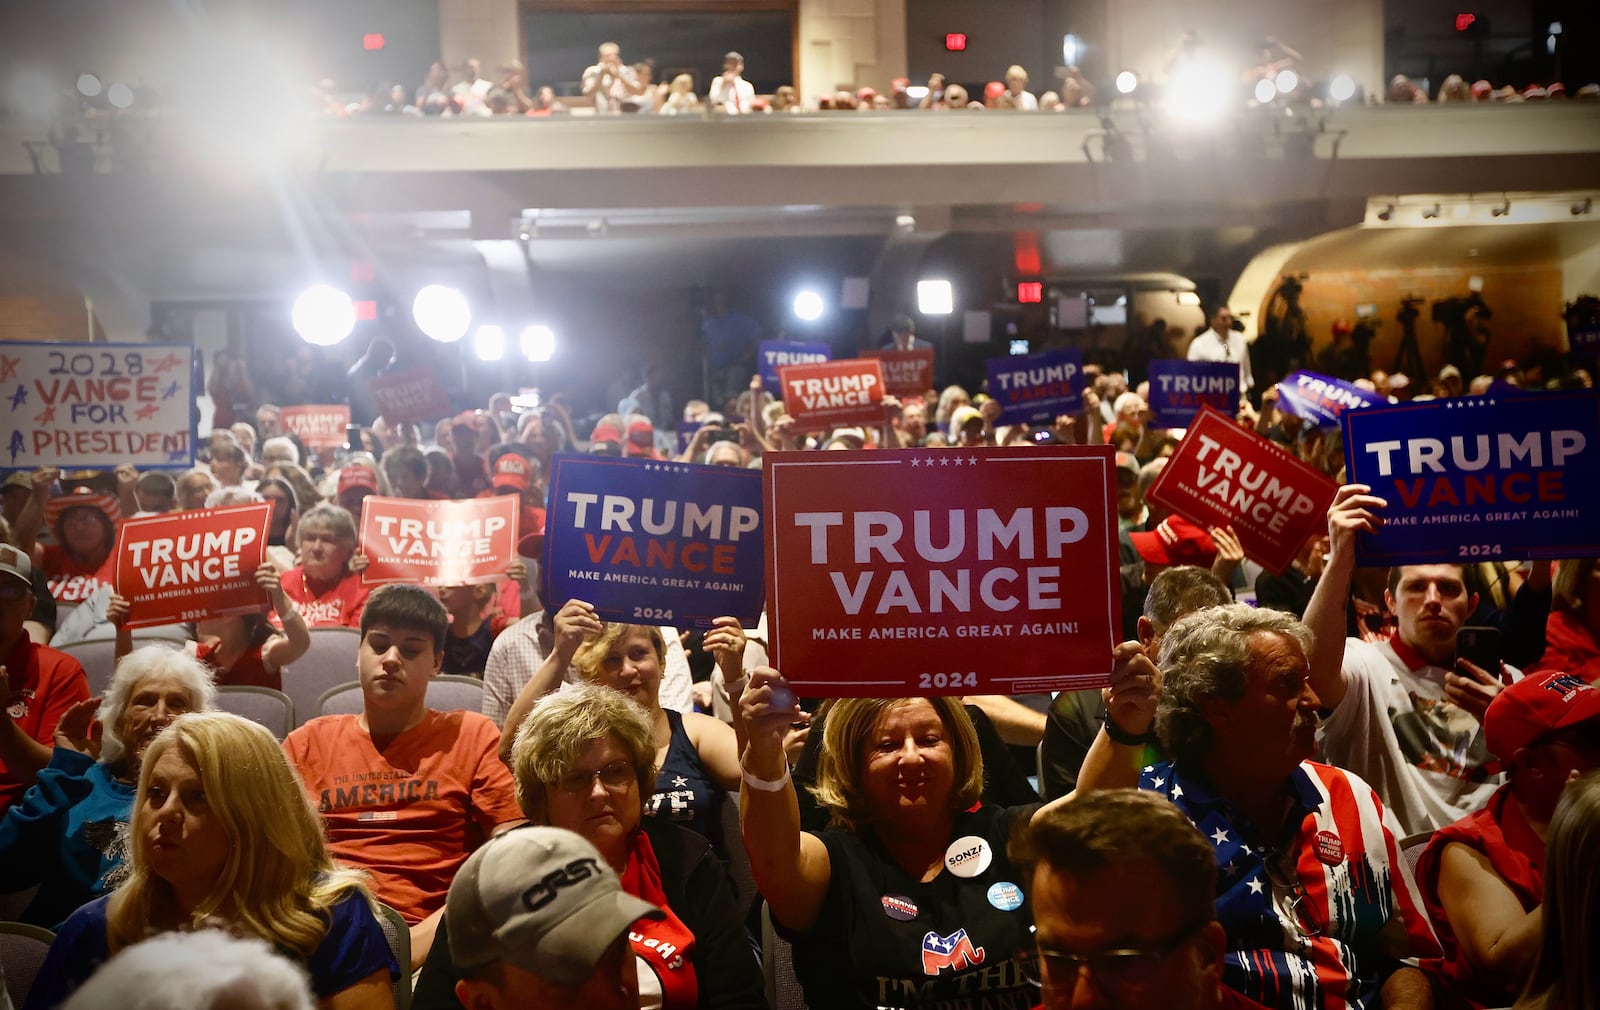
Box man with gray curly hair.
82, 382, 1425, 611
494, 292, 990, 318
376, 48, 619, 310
1079, 604, 1440, 1010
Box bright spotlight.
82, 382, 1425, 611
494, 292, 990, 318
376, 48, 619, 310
792, 290, 824, 322
1253, 78, 1277, 104
1329, 73, 1357, 103
1062, 34, 1081, 67
1165, 60, 1231, 122
917, 279, 954, 316
291, 285, 357, 346
522, 325, 556, 362
106, 83, 134, 109
76, 73, 102, 98
1275, 69, 1299, 95
1115, 71, 1139, 95
412, 285, 471, 343
473, 325, 505, 361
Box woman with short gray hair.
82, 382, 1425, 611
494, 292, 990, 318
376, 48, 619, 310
279, 503, 369, 628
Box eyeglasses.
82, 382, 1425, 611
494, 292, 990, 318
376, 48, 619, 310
1260, 847, 1325, 938
553, 760, 636, 795
1021, 921, 1207, 994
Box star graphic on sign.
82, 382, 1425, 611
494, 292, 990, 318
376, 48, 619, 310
136, 403, 160, 421
7, 385, 26, 410
34, 404, 56, 425
0, 354, 18, 382
939, 456, 950, 466
909, 457, 921, 467
1210, 827, 1230, 846
1246, 877, 1264, 895
151, 352, 183, 374
671, 775, 688, 788
161, 381, 179, 400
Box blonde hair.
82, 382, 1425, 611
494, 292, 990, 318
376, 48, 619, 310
1517, 770, 1600, 1010
810, 697, 983, 831
1552, 558, 1595, 613
107, 713, 371, 959
571, 623, 666, 684
510, 682, 656, 823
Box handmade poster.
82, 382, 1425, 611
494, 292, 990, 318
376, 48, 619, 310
1342, 391, 1600, 565
367, 368, 452, 424
359, 495, 519, 586
1275, 371, 1385, 430
2, 341, 194, 470
866, 348, 936, 399
775, 358, 885, 429
985, 348, 1083, 425
1147, 360, 1240, 428
280, 404, 351, 451
544, 454, 764, 627
764, 445, 1119, 697
758, 340, 831, 396
114, 503, 271, 628
1145, 407, 1339, 573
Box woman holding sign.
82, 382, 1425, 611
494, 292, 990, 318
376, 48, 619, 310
279, 504, 370, 629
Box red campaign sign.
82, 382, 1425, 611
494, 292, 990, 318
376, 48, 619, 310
367, 368, 452, 425
114, 503, 272, 629
764, 446, 1121, 697
280, 404, 350, 450
866, 348, 936, 399
775, 358, 886, 429
1145, 406, 1339, 573
358, 495, 519, 587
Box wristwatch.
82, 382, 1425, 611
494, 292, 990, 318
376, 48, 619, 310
1102, 710, 1157, 748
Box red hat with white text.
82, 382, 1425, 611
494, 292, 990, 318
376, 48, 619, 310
337, 464, 380, 495
492, 454, 532, 493
1485, 671, 1600, 761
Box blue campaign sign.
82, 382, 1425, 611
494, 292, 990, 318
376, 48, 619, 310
1147, 360, 1239, 428
1276, 371, 1384, 430
544, 454, 765, 627
986, 348, 1084, 425
1342, 391, 1600, 566
758, 340, 831, 395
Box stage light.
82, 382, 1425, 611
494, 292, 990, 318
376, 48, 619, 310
1254, 79, 1277, 104
918, 279, 954, 315
522, 325, 556, 362
792, 290, 824, 322
1115, 71, 1138, 95
412, 285, 471, 343
76, 73, 102, 98
291, 285, 357, 346
1062, 35, 1081, 67
1165, 60, 1230, 122
106, 83, 134, 109
1275, 69, 1299, 95
1329, 74, 1357, 103
473, 325, 505, 361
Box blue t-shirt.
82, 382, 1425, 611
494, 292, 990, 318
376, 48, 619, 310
25, 889, 397, 1010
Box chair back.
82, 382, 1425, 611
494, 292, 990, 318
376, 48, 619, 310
761, 903, 810, 1010
54, 638, 119, 697
0, 921, 55, 1009
374, 902, 413, 1010
213, 686, 295, 740
317, 682, 366, 718
281, 627, 362, 728
426, 676, 485, 713
1399, 830, 1434, 884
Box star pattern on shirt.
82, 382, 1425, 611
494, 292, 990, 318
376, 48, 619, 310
1171, 784, 1184, 799
671, 775, 688, 788
1246, 877, 1264, 895
1151, 776, 1166, 789
1210, 827, 1230, 846
1222, 861, 1240, 878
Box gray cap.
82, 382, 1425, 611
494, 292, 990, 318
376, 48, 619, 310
0, 543, 32, 587
446, 827, 662, 986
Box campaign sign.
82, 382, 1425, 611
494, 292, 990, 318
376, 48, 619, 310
280, 404, 351, 451
985, 348, 1083, 425
1, 341, 194, 470
776, 358, 885, 429
764, 445, 1120, 697
758, 340, 831, 396
1146, 407, 1338, 573
544, 454, 764, 628
1147, 360, 1239, 428
359, 495, 519, 587
1275, 371, 1384, 430
367, 368, 452, 424
1342, 391, 1600, 566
114, 503, 271, 629
866, 348, 936, 399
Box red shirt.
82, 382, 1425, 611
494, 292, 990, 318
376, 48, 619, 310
40, 545, 116, 606
195, 640, 276, 691
280, 567, 370, 629
1528, 609, 1600, 682
0, 636, 90, 813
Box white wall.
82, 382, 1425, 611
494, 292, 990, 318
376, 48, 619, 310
797, 0, 908, 97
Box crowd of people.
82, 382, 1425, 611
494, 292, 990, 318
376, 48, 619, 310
1, 303, 1599, 1010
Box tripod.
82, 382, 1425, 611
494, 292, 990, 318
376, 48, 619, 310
1392, 296, 1427, 379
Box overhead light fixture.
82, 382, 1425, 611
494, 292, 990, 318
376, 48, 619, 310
522, 325, 556, 362
1253, 78, 1277, 104
76, 73, 102, 98
1328, 73, 1357, 103
1376, 203, 1395, 221
1062, 34, 1081, 67
1115, 71, 1139, 95
917, 279, 954, 315
473, 325, 505, 361
1275, 69, 1299, 95
412, 284, 471, 343
792, 290, 824, 322
1165, 60, 1230, 122
1574, 198, 1593, 216
106, 83, 134, 109
291, 285, 357, 346
1421, 204, 1441, 220
1491, 196, 1510, 217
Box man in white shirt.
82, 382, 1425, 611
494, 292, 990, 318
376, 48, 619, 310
1004, 65, 1039, 110
708, 52, 754, 114
1185, 307, 1254, 394
582, 42, 642, 115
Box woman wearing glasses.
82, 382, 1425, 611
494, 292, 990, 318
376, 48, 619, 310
413, 682, 764, 1010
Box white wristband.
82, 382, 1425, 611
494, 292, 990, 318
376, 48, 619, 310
741, 764, 791, 792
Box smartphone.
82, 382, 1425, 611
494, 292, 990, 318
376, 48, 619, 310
1455, 626, 1503, 673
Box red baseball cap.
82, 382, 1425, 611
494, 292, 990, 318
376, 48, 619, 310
337, 464, 380, 495
492, 454, 532, 493
590, 421, 623, 444
1128, 515, 1217, 567
625, 418, 662, 459
1485, 671, 1600, 760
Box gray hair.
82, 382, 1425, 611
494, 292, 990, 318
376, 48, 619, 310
1144, 566, 1233, 630
295, 502, 358, 549
1155, 604, 1312, 764
62, 930, 315, 1010
98, 646, 217, 765
260, 436, 300, 466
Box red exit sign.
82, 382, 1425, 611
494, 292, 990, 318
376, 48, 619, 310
363, 33, 386, 51
945, 33, 968, 52
1018, 282, 1043, 304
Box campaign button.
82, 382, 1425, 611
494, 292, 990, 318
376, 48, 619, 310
1314, 830, 1345, 865
881, 894, 920, 921
943, 835, 992, 878
986, 881, 1023, 912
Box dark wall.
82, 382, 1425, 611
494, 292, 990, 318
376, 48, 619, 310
904, 0, 1054, 93
522, 11, 796, 94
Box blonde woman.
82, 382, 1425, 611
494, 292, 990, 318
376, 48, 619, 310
30, 713, 396, 1010
659, 74, 701, 115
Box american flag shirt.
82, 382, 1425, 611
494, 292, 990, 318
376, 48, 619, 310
1140, 760, 1440, 1010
